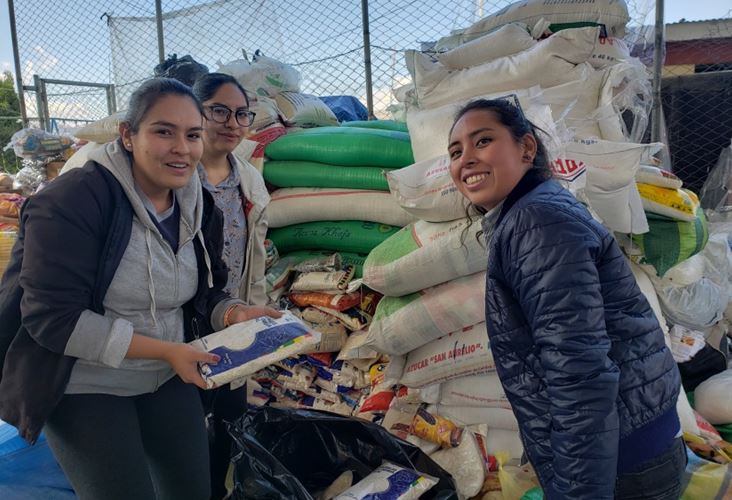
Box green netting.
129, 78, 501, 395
341, 120, 409, 133
281, 250, 367, 278
263, 161, 393, 191
268, 221, 400, 255
265, 127, 414, 167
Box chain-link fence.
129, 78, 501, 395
658, 15, 732, 192
11, 0, 731, 190
11, 0, 656, 124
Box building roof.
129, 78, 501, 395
666, 17, 731, 42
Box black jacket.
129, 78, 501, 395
0, 163, 229, 443
485, 170, 681, 499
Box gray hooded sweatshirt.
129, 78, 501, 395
63, 140, 238, 396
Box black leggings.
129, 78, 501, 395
44, 376, 210, 500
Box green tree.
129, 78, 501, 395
0, 71, 22, 174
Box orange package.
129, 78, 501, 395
289, 291, 361, 311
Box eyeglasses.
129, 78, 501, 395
204, 105, 256, 127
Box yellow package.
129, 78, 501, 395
637, 183, 699, 222
411, 406, 463, 448
496, 451, 542, 500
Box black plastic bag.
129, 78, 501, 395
229, 406, 458, 500
153, 54, 209, 86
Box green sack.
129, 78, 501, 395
631, 208, 709, 277
341, 120, 409, 133
263, 160, 393, 191
268, 221, 400, 255
265, 127, 414, 167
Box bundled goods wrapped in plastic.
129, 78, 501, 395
362, 218, 485, 296
267, 188, 417, 228
265, 127, 414, 168
5, 128, 74, 161
645, 233, 730, 330
366, 272, 486, 355
190, 311, 321, 388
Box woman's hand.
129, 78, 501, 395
226, 304, 282, 326
164, 343, 220, 390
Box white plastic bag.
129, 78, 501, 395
218, 52, 301, 97
694, 369, 732, 425
435, 23, 536, 69
275, 92, 339, 127
334, 461, 438, 500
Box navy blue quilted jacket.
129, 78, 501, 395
484, 170, 680, 499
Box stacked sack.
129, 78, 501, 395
263, 124, 418, 303
397, 0, 662, 238
218, 52, 341, 172
359, 172, 522, 497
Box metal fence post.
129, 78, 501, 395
361, 0, 374, 119
155, 0, 165, 64
106, 84, 117, 114
7, 0, 28, 127
651, 0, 665, 144
33, 75, 48, 131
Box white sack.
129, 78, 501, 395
439, 372, 510, 409
275, 92, 339, 127
432, 404, 519, 430
430, 431, 485, 498
557, 139, 661, 234
367, 272, 486, 355
435, 23, 536, 69
267, 188, 417, 228
410, 27, 599, 109
363, 217, 487, 296
435, 0, 630, 49
400, 323, 494, 388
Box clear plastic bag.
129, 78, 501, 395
699, 139, 732, 221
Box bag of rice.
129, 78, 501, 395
637, 183, 700, 222
274, 92, 339, 127
334, 461, 438, 500
367, 272, 486, 355
363, 218, 486, 296
191, 311, 320, 388
400, 323, 494, 388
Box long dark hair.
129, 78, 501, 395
450, 98, 553, 244
123, 77, 204, 134
192, 73, 250, 107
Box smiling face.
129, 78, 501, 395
120, 94, 203, 201
201, 83, 249, 156
448, 109, 536, 211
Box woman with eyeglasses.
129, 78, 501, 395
192, 73, 270, 500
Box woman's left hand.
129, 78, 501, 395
227, 304, 282, 326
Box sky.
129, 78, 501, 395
0, 0, 729, 109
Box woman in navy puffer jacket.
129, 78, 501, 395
447, 98, 684, 499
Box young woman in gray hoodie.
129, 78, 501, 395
0, 78, 280, 500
